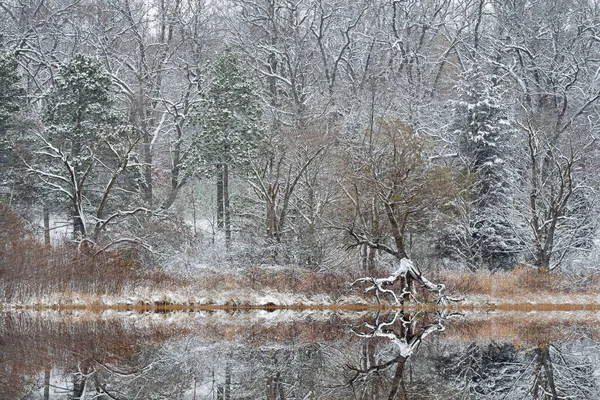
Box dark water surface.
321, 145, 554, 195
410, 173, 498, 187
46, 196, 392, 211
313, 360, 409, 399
2, 309, 600, 399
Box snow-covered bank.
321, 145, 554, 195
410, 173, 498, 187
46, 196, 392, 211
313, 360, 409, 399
0, 286, 370, 310
4, 288, 600, 311
4, 260, 600, 310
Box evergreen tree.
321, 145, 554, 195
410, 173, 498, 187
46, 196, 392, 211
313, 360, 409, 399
0, 54, 24, 131
440, 67, 519, 270
191, 50, 263, 245
0, 53, 26, 192
44, 55, 115, 151
36, 55, 130, 241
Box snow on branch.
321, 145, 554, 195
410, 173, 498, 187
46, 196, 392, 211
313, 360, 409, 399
353, 257, 462, 306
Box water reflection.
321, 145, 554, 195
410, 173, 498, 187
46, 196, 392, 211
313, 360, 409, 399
344, 311, 450, 399
2, 310, 600, 399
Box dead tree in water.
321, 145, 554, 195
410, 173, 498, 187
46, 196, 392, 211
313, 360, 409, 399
348, 229, 459, 305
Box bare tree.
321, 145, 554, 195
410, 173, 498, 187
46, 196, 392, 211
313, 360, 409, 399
487, 0, 600, 269
340, 120, 460, 303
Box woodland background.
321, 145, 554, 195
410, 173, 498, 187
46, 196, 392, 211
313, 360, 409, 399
2, 0, 600, 281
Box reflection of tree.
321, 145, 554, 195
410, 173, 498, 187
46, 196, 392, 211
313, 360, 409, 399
532, 343, 558, 399
436, 341, 523, 398
240, 344, 324, 399
0, 313, 191, 399
5, 312, 600, 399
437, 339, 599, 399
345, 311, 449, 399
528, 342, 596, 400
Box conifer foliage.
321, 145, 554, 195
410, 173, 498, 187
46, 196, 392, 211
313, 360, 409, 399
192, 50, 263, 244
0, 53, 25, 190
0, 54, 24, 131
32, 55, 136, 244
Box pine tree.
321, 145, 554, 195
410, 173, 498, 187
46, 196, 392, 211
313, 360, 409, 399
38, 55, 129, 241
0, 54, 24, 131
0, 52, 46, 223
0, 53, 25, 190
191, 50, 263, 245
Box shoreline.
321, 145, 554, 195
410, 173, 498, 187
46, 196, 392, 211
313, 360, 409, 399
3, 293, 600, 313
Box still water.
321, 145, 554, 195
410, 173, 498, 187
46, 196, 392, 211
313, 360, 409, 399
2, 309, 600, 399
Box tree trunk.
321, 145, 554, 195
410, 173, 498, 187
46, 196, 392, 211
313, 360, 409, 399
43, 206, 50, 247
266, 187, 276, 240
191, 185, 197, 236
160, 115, 188, 210
72, 194, 85, 241
533, 344, 558, 400
160, 184, 182, 211
362, 246, 377, 275
388, 357, 408, 400
266, 376, 275, 400
43, 367, 50, 400
142, 138, 153, 207
72, 371, 86, 399
224, 363, 231, 400
217, 164, 224, 229
277, 372, 285, 400
224, 163, 231, 246
535, 248, 551, 271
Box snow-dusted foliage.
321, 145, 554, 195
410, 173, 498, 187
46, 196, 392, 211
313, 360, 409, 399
2, 0, 600, 273
188, 50, 264, 245
438, 67, 520, 270
0, 53, 24, 130
340, 120, 461, 302
4, 310, 600, 399
0, 52, 27, 197
491, 0, 600, 270
30, 55, 145, 246
190, 50, 263, 172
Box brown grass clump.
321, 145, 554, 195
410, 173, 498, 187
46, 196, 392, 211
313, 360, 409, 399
0, 311, 185, 399
0, 203, 356, 305
444, 313, 600, 345
442, 265, 585, 298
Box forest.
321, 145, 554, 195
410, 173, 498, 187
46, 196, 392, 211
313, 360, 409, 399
2, 0, 600, 306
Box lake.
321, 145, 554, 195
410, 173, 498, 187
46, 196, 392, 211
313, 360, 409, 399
2, 309, 599, 399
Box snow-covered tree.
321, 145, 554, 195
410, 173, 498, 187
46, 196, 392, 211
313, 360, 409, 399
191, 50, 263, 245
342, 120, 460, 303
30, 55, 144, 246
0, 54, 24, 132
43, 55, 119, 239
489, 0, 600, 270
0, 53, 26, 191
439, 67, 520, 270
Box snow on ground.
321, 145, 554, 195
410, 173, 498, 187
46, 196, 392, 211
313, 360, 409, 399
4, 282, 600, 309
1, 285, 370, 309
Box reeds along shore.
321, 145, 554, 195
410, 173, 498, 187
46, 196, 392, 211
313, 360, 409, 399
0, 203, 166, 303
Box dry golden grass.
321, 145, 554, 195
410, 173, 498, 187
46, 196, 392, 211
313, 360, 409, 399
5, 203, 600, 309
15, 303, 395, 313
441, 266, 594, 298
0, 202, 183, 303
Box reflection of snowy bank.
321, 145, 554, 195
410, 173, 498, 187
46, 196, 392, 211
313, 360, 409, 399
4, 309, 600, 399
